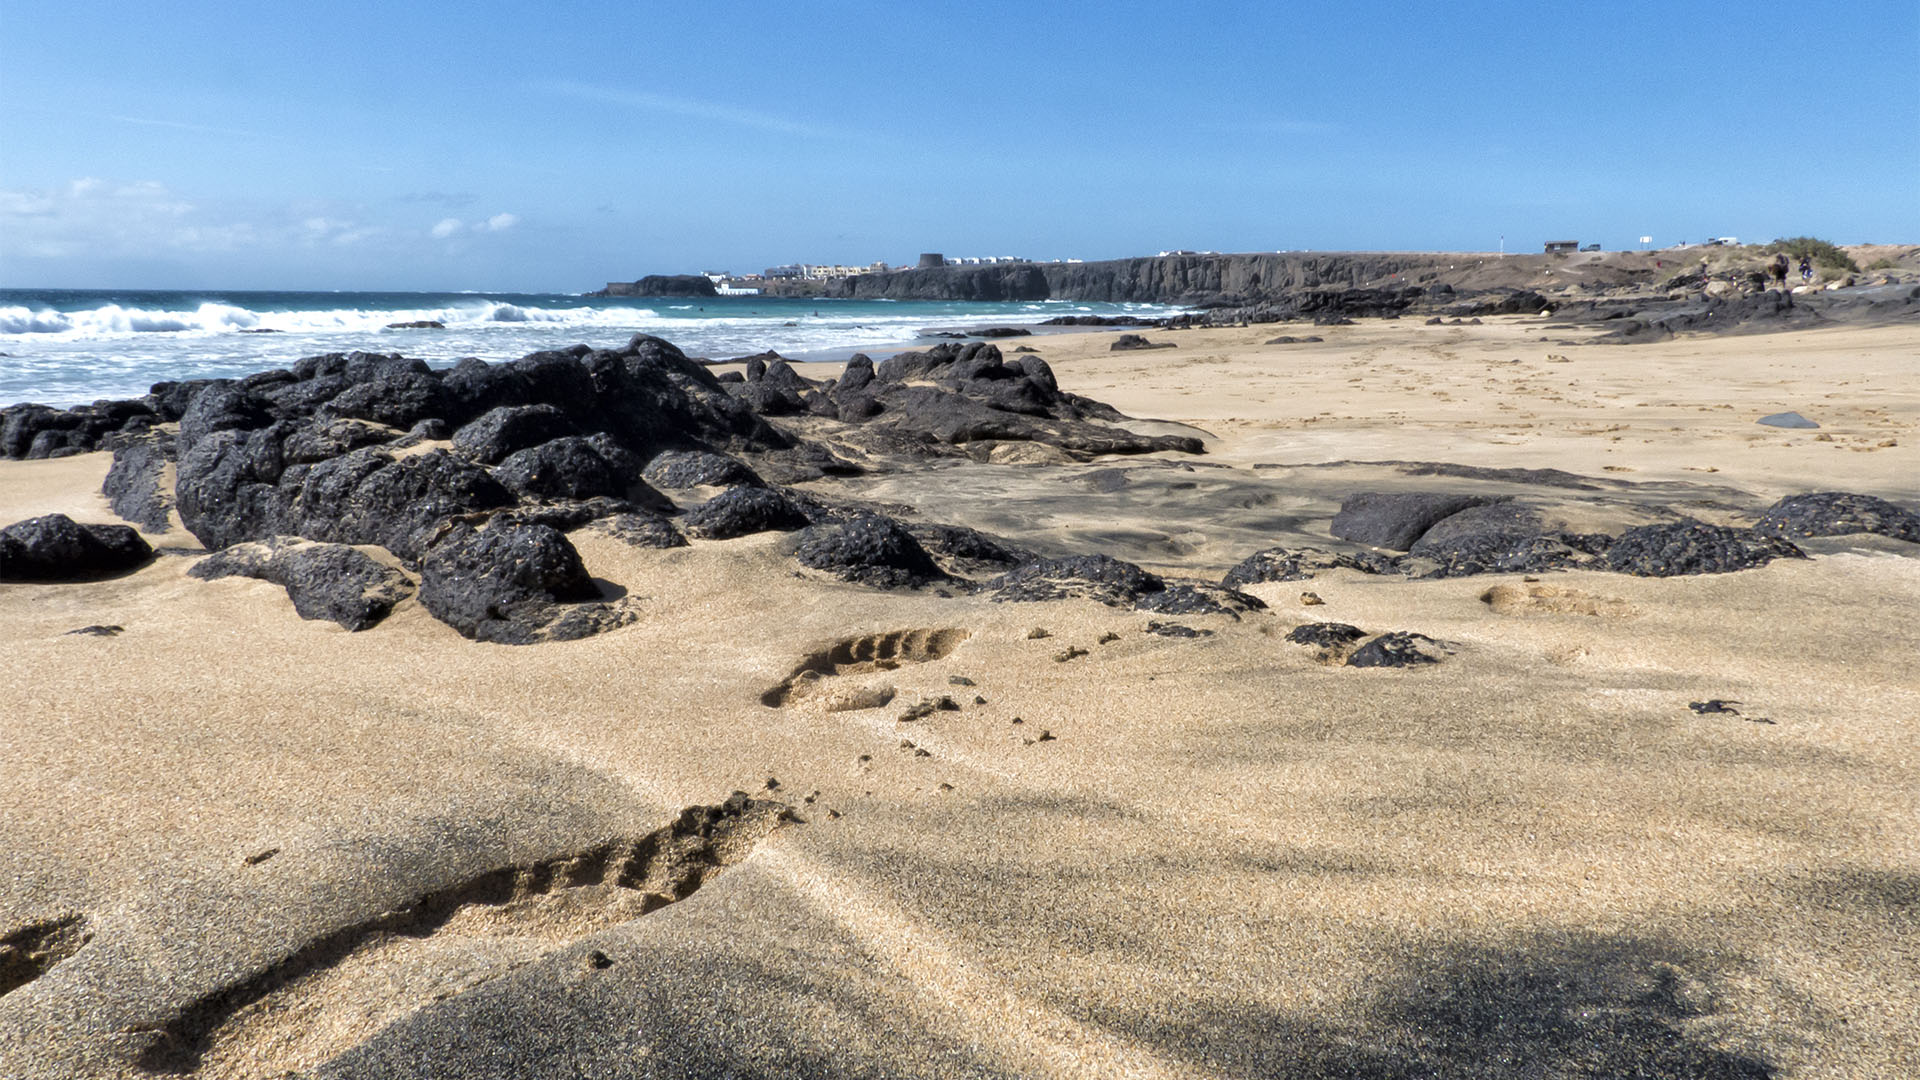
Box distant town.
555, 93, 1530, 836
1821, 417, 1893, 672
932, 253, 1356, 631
695, 253, 1087, 295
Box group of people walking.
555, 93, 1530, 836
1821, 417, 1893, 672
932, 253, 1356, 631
1768, 253, 1815, 286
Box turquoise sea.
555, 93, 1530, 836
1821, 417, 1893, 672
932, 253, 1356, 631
0, 289, 1180, 407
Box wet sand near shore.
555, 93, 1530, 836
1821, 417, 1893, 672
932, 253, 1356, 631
2, 314, 1916, 1079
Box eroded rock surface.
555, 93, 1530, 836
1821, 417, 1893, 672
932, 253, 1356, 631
189, 538, 415, 630
418, 521, 633, 645
0, 514, 153, 582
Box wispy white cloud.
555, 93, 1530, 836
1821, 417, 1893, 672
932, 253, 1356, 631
0, 178, 388, 261
429, 212, 518, 239
541, 80, 848, 139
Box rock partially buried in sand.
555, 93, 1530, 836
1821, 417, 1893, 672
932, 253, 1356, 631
101, 432, 176, 534
418, 521, 633, 644
0, 514, 153, 582
792, 514, 950, 589
1346, 632, 1448, 668
682, 486, 811, 540
988, 554, 1264, 616
189, 537, 415, 631
1603, 520, 1805, 577
641, 450, 763, 490
1753, 491, 1920, 543
1330, 492, 1497, 552
1757, 411, 1819, 429
1110, 334, 1176, 351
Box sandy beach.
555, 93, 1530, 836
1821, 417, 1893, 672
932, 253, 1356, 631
3, 312, 1917, 1078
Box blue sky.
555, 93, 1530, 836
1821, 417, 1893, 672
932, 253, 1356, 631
3, 1, 1916, 291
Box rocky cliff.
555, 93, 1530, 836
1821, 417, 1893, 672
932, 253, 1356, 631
592, 275, 718, 299
815, 253, 1480, 304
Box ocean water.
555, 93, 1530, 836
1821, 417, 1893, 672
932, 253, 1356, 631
0, 289, 1180, 408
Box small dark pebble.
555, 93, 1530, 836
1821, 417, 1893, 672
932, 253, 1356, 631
1027, 627, 1051, 639
587, 950, 614, 970
765, 777, 780, 790
973, 695, 987, 705
1689, 700, 1742, 715
1036, 730, 1056, 742
913, 748, 932, 757
828, 809, 843, 819
1097, 631, 1120, 644
937, 782, 954, 792
65, 625, 124, 637
243, 848, 279, 866
1010, 716, 1024, 725
1054, 646, 1090, 662
1146, 621, 1211, 638
948, 675, 976, 686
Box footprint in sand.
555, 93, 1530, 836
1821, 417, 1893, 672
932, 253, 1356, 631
761, 628, 971, 708
1481, 583, 1635, 618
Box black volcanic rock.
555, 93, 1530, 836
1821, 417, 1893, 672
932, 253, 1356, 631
418, 521, 632, 644
1330, 492, 1496, 551
1286, 622, 1367, 649
189, 537, 414, 631
493, 435, 650, 503
1, 514, 153, 582
906, 522, 1035, 575
1753, 492, 1920, 543
988, 553, 1263, 616
1347, 632, 1448, 667
1405, 501, 1611, 578
102, 432, 176, 533
1603, 521, 1805, 577
177, 383, 278, 455
321, 370, 453, 430
594, 511, 688, 549
642, 450, 762, 490
808, 342, 1201, 459
595, 275, 719, 298
452, 405, 577, 464
280, 417, 400, 464
793, 513, 949, 588
174, 426, 292, 552
274, 448, 517, 563
1221, 546, 1389, 587
1110, 334, 1175, 351
682, 486, 811, 540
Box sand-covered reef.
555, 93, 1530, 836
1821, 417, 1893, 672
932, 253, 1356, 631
3, 308, 1917, 1078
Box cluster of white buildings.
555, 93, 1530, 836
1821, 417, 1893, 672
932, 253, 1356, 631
760, 261, 892, 281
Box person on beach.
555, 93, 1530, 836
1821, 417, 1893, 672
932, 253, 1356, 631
1769, 253, 1790, 289
1799, 255, 1813, 282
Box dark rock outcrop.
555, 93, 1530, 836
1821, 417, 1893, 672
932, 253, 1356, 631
451, 405, 577, 465
102, 432, 176, 533
0, 514, 153, 582
792, 514, 948, 588
1286, 622, 1367, 649
1110, 334, 1175, 352
189, 538, 414, 630
274, 449, 517, 563
987, 554, 1264, 616
492, 435, 650, 503
593, 511, 688, 549
1347, 632, 1448, 667
1330, 492, 1496, 551
418, 521, 633, 644
592, 275, 719, 298
682, 486, 811, 540
1405, 502, 1612, 578
1222, 546, 1392, 587
1753, 492, 1920, 543
642, 450, 762, 490
1603, 521, 1805, 577
795, 342, 1202, 461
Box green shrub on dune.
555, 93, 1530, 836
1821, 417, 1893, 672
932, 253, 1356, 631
1758, 236, 1859, 273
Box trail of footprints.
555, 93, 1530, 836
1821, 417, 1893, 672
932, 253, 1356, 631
5, 795, 796, 1078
